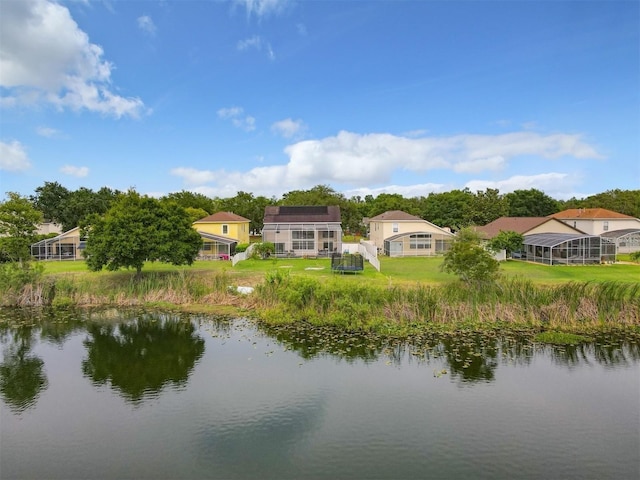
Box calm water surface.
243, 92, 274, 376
1, 309, 638, 480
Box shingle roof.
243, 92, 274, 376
369, 210, 422, 222
549, 208, 634, 220
263, 205, 341, 223
194, 212, 250, 223
474, 217, 569, 238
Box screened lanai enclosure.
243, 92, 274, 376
30, 227, 84, 260
521, 233, 616, 265
262, 222, 343, 257
600, 229, 640, 254
383, 232, 453, 257
197, 232, 237, 260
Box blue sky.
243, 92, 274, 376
1, 0, 638, 201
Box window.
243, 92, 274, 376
392, 223, 399, 233
603, 221, 609, 231
275, 243, 285, 254
292, 240, 314, 250
409, 233, 431, 249
222, 224, 228, 235
292, 230, 314, 240
321, 230, 335, 239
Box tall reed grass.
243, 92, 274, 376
0, 269, 239, 308
254, 275, 640, 333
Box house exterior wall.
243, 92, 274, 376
384, 232, 453, 257
31, 227, 83, 260
369, 220, 434, 250
192, 222, 250, 243
557, 218, 640, 235
262, 223, 342, 256
527, 221, 581, 235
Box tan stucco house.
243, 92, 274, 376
31, 227, 84, 260
367, 210, 454, 257
548, 208, 640, 235
474, 217, 583, 239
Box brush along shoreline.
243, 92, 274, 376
1, 268, 639, 338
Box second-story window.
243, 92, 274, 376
222, 224, 228, 235
392, 223, 398, 233
603, 221, 609, 231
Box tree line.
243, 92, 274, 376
25, 181, 640, 235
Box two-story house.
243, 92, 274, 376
367, 210, 454, 257
192, 212, 250, 259
262, 206, 342, 257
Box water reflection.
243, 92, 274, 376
545, 333, 640, 368
0, 323, 47, 413
257, 322, 639, 383
200, 396, 325, 478
81, 313, 205, 403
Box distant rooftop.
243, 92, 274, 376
194, 212, 250, 223
369, 210, 422, 222
264, 205, 341, 223
549, 208, 634, 220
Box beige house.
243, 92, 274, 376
549, 208, 640, 235
474, 217, 583, 239
31, 227, 84, 260
367, 210, 454, 257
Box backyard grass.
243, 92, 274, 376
40, 256, 639, 286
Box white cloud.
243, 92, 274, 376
217, 106, 256, 131
36, 126, 61, 138
0, 0, 145, 118
170, 167, 217, 185
271, 118, 306, 138
0, 140, 31, 172
345, 183, 447, 199
170, 130, 602, 197
465, 172, 579, 199
237, 35, 275, 60
137, 15, 157, 36
233, 0, 292, 18
60, 164, 89, 177
237, 35, 262, 51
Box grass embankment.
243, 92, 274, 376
2, 256, 639, 337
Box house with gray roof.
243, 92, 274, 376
262, 206, 342, 257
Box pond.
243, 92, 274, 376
1, 309, 638, 480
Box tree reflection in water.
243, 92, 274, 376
0, 324, 47, 413
82, 313, 205, 403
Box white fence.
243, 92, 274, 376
341, 241, 380, 272
232, 243, 255, 266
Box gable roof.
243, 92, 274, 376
194, 212, 250, 223
549, 208, 634, 220
474, 217, 579, 238
369, 210, 422, 222
263, 205, 341, 223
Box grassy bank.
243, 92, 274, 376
1, 258, 639, 337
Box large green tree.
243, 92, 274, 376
464, 188, 509, 226
82, 191, 202, 276
505, 189, 560, 217
30, 181, 70, 224
488, 230, 524, 258
161, 190, 218, 214
421, 189, 474, 230
441, 228, 500, 284
561, 189, 640, 218
0, 192, 43, 262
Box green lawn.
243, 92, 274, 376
40, 256, 640, 286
